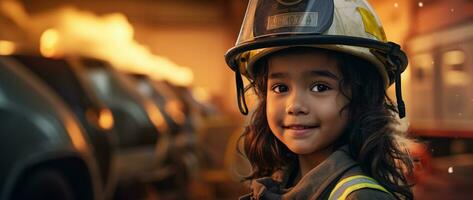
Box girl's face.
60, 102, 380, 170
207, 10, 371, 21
266, 49, 350, 155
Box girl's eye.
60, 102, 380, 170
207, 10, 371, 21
271, 84, 289, 93
311, 83, 331, 92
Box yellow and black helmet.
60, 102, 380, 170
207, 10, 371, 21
225, 0, 408, 118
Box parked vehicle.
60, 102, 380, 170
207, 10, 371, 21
70, 57, 173, 185
0, 56, 102, 200
12, 54, 119, 198
409, 134, 473, 200
407, 18, 473, 200
129, 74, 182, 136
127, 74, 200, 194
153, 81, 203, 173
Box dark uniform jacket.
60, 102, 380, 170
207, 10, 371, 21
239, 147, 396, 200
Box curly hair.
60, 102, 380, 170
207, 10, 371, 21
238, 47, 414, 200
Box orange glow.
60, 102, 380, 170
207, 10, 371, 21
370, 0, 411, 44
165, 100, 185, 125
0, 40, 16, 55
192, 87, 210, 102
64, 116, 89, 152
413, 53, 434, 70
40, 29, 61, 57
443, 50, 465, 65
443, 50, 469, 86
0, 1, 30, 30
35, 7, 193, 86
98, 109, 114, 130
144, 101, 169, 134
444, 70, 470, 86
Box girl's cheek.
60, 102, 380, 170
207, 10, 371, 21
266, 99, 282, 129
267, 97, 285, 116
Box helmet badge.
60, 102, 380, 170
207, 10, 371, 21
357, 7, 387, 42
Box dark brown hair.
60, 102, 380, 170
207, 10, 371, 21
239, 47, 414, 199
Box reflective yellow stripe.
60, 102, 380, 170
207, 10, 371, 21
332, 175, 369, 191
337, 182, 390, 200
329, 175, 392, 200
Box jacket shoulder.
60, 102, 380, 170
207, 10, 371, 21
346, 188, 396, 200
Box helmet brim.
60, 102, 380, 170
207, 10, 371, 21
225, 34, 408, 87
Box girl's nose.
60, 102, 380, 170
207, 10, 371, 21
285, 93, 309, 115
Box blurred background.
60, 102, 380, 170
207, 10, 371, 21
0, 0, 472, 199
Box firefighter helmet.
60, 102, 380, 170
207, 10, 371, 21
225, 0, 407, 118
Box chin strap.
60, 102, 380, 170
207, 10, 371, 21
235, 66, 249, 115
387, 42, 406, 119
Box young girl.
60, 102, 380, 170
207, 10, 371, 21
224, 0, 414, 199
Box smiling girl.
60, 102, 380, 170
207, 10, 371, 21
225, 0, 414, 200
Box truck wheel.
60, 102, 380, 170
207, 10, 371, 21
13, 169, 75, 200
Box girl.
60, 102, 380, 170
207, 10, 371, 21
224, 0, 414, 199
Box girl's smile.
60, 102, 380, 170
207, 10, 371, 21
282, 123, 319, 138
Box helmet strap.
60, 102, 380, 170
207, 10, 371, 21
235, 67, 249, 115
395, 62, 406, 119
387, 42, 406, 119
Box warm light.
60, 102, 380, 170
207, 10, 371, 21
144, 101, 169, 134
40, 29, 61, 57
0, 40, 15, 55
165, 100, 186, 125
444, 71, 470, 86
394, 3, 399, 8
0, 1, 29, 30
418, 2, 423, 7
448, 166, 454, 174
412, 54, 433, 70
442, 50, 468, 86
64, 115, 89, 152
401, 64, 411, 82
442, 50, 465, 65
98, 109, 114, 130
36, 7, 193, 86
192, 87, 210, 102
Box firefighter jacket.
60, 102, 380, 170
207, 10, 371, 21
239, 146, 396, 200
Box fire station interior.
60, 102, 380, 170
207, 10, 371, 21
0, 0, 472, 199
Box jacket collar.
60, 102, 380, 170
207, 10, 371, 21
246, 146, 358, 200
